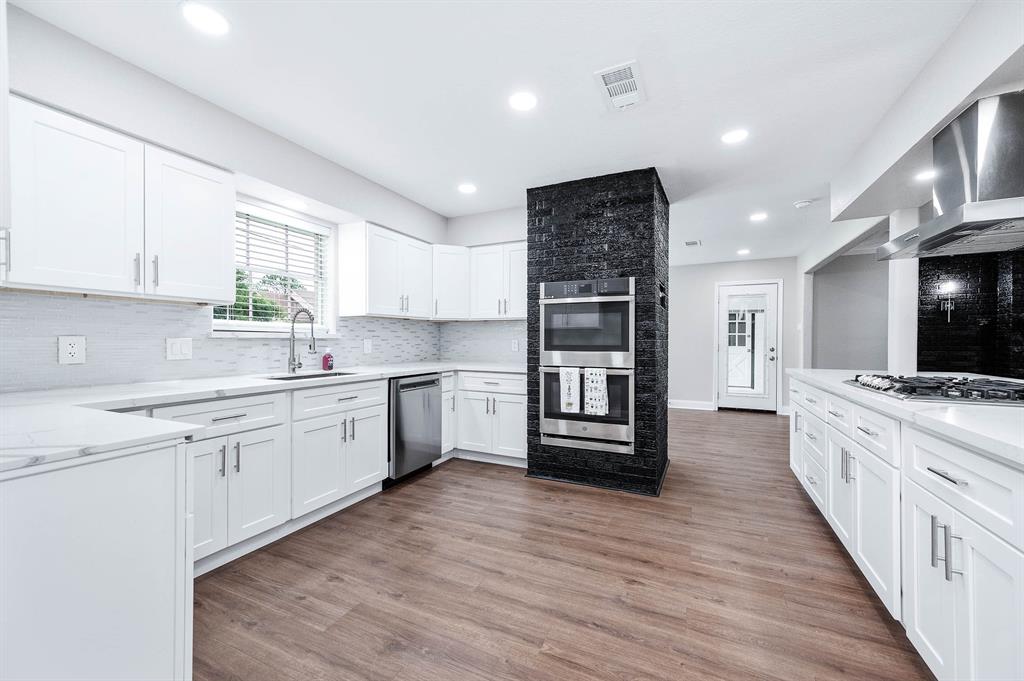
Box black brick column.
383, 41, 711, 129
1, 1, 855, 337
526, 168, 669, 495
918, 251, 1024, 379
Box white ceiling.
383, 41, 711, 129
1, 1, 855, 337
15, 0, 975, 265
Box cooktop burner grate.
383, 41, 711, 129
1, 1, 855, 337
844, 374, 1024, 405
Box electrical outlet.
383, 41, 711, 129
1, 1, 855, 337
166, 337, 193, 361
363, 339, 373, 354
58, 336, 87, 365
512, 339, 520, 352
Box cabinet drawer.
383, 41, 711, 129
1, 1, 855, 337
801, 412, 828, 470
853, 406, 900, 466
826, 394, 854, 438
458, 372, 526, 394
292, 380, 386, 421
441, 372, 455, 392
787, 380, 804, 405
799, 383, 828, 421
153, 392, 286, 438
905, 426, 1024, 552
801, 451, 828, 514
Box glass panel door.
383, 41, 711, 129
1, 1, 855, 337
716, 284, 778, 411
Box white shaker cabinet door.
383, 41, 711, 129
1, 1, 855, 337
226, 425, 290, 545
492, 393, 527, 459
789, 408, 803, 477
955, 512, 1024, 681
432, 245, 469, 319
903, 480, 958, 681
365, 223, 403, 316
401, 237, 433, 318
291, 414, 345, 518
143, 145, 235, 303
502, 241, 528, 318
826, 430, 855, 551
457, 391, 492, 453
8, 96, 144, 294
189, 437, 229, 561
441, 390, 456, 454
469, 245, 504, 319
345, 403, 388, 491
851, 449, 901, 619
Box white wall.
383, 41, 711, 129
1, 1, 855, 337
668, 257, 800, 411
811, 254, 888, 370
446, 206, 526, 246
6, 7, 447, 244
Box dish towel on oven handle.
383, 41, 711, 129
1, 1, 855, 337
559, 367, 580, 413
584, 368, 609, 416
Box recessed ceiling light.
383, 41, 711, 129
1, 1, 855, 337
737, 248, 751, 256
749, 211, 768, 222
282, 198, 308, 211
721, 128, 749, 145
915, 169, 937, 182
457, 183, 477, 194
508, 91, 538, 112
181, 1, 230, 36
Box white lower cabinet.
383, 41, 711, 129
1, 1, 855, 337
291, 402, 387, 517
789, 407, 803, 476
850, 443, 900, 619
189, 437, 229, 561
441, 389, 456, 454
456, 390, 527, 459
226, 425, 291, 545
826, 429, 855, 549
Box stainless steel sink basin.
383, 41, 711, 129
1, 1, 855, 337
267, 371, 358, 381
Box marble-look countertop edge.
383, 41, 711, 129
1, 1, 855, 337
786, 368, 1024, 469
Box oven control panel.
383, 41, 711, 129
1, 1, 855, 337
541, 277, 634, 299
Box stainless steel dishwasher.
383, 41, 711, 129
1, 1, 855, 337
388, 373, 442, 481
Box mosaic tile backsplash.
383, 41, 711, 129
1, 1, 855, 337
0, 291, 527, 393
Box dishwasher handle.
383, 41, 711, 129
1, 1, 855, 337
399, 378, 439, 392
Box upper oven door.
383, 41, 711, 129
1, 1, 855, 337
540, 296, 634, 368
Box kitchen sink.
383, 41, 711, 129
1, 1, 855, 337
267, 371, 358, 381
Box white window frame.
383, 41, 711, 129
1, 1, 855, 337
212, 198, 337, 337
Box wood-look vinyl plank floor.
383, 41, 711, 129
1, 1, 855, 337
194, 409, 933, 681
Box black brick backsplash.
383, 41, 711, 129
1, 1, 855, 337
526, 168, 669, 495
918, 252, 1024, 379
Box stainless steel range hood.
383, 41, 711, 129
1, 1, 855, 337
878, 90, 1024, 260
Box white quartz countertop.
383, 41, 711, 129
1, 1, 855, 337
787, 369, 1024, 469
0, 361, 525, 472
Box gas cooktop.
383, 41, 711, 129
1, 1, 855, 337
845, 374, 1024, 405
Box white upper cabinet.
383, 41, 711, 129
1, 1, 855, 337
143, 145, 235, 303
469, 244, 505, 318
5, 96, 235, 303
0, 0, 10, 263
469, 242, 527, 319
8, 97, 145, 295
401, 237, 433, 318
432, 245, 469, 319
339, 221, 433, 319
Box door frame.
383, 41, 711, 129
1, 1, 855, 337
713, 279, 784, 412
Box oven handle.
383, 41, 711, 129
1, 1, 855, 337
540, 367, 633, 376
538, 295, 635, 305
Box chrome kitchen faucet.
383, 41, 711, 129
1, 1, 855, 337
288, 308, 317, 373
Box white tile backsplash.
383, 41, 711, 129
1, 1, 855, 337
439, 320, 527, 363
0, 291, 525, 392
0, 291, 439, 392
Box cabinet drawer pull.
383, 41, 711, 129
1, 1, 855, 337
856, 425, 878, 437
342, 417, 347, 443
805, 432, 817, 441
152, 254, 160, 287
943, 524, 963, 582
497, 298, 501, 315
805, 396, 816, 404
219, 444, 227, 477
134, 253, 141, 286
211, 412, 248, 422
337, 395, 358, 402
789, 388, 799, 394
483, 381, 500, 385
234, 441, 241, 473
828, 409, 842, 417
926, 466, 969, 487
841, 448, 847, 482
930, 515, 940, 568
350, 416, 356, 441
804, 473, 818, 486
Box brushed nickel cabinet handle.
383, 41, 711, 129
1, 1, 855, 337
841, 448, 847, 482
805, 432, 817, 441
794, 412, 801, 432
846, 453, 855, 481
234, 441, 241, 473
944, 524, 962, 581
504, 298, 508, 314
931, 515, 940, 568
211, 413, 248, 422
856, 425, 878, 437
134, 253, 141, 286
804, 473, 818, 486
435, 299, 438, 316
828, 409, 842, 417
350, 416, 356, 440
341, 417, 347, 443
497, 298, 501, 315
927, 466, 968, 487
219, 444, 227, 477
337, 395, 358, 402
152, 254, 160, 287
805, 396, 816, 404
0, 229, 10, 275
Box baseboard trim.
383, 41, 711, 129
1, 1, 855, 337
454, 449, 528, 469
668, 399, 716, 411
194, 482, 382, 577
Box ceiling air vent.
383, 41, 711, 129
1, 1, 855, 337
595, 61, 644, 111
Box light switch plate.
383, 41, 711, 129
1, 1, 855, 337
166, 337, 193, 361
512, 339, 520, 352
363, 339, 373, 354
58, 336, 86, 365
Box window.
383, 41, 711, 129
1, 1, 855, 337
214, 205, 330, 330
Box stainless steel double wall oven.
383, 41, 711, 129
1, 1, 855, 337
539, 277, 635, 454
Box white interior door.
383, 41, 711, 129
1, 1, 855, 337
716, 283, 778, 410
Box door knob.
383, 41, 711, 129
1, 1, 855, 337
769, 347, 775, 352
768, 356, 776, 361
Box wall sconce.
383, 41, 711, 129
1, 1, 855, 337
938, 280, 959, 323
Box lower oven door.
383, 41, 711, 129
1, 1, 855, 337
540, 367, 634, 442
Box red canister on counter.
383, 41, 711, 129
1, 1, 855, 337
322, 348, 334, 371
